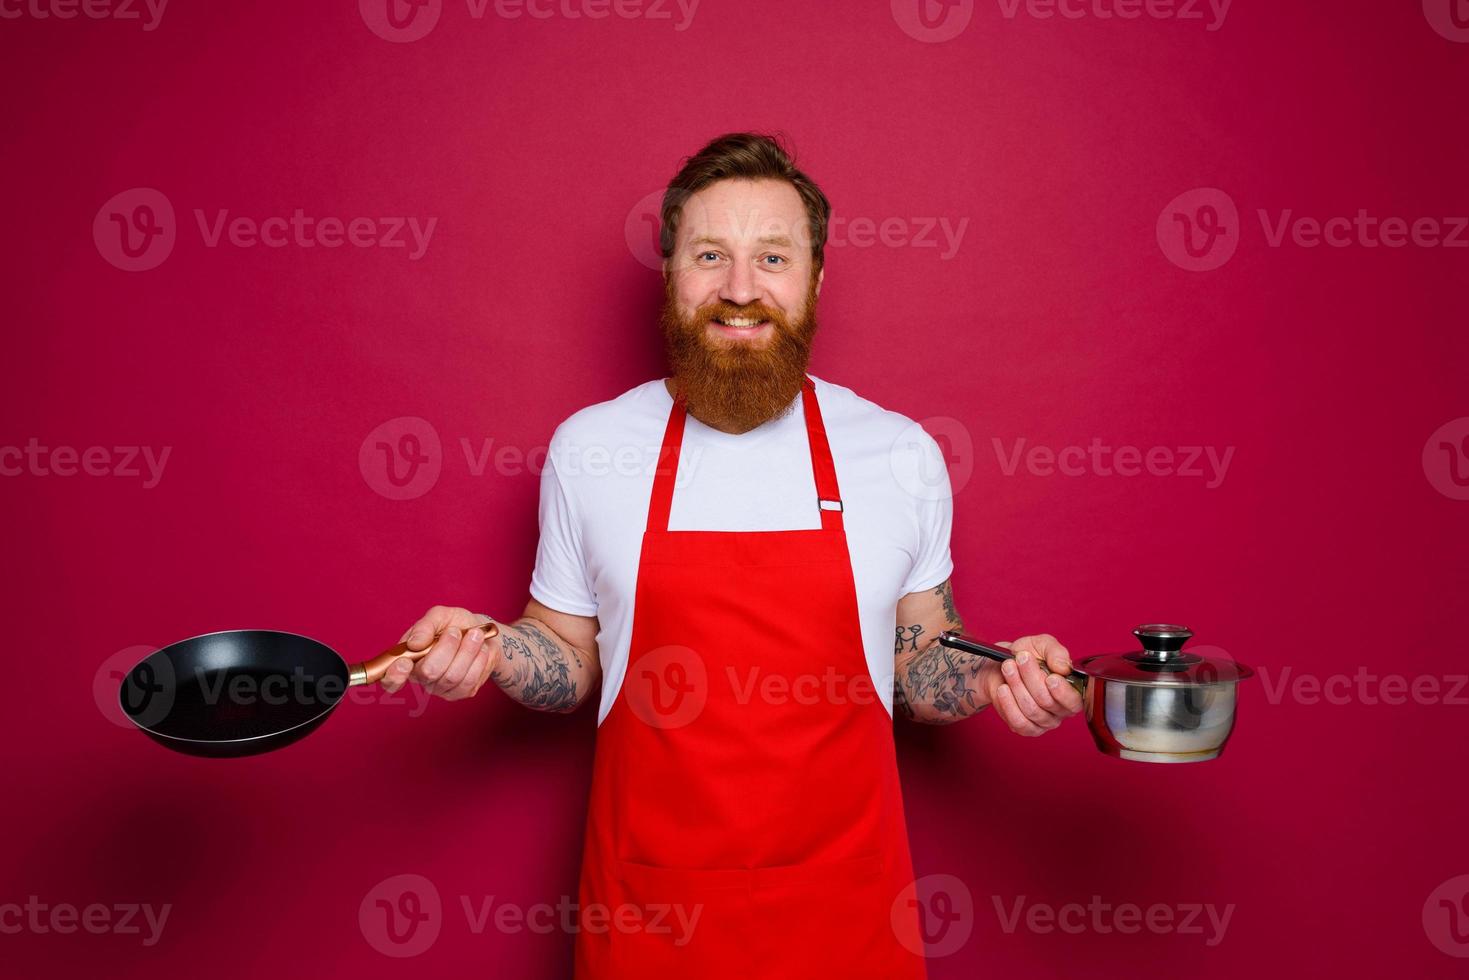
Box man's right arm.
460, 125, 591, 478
491, 599, 600, 712
379, 600, 601, 712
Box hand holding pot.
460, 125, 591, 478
380, 605, 501, 700
941, 625, 1255, 763
983, 633, 1084, 736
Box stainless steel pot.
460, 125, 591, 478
937, 625, 1253, 764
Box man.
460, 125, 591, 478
380, 133, 1082, 978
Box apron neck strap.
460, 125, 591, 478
648, 377, 845, 533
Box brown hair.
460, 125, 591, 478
660, 132, 833, 271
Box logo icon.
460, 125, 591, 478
360, 416, 443, 501
1423, 417, 1469, 501
625, 190, 667, 271
359, 0, 442, 43
360, 873, 442, 957
96, 644, 170, 729
891, 873, 974, 957
891, 0, 974, 43
94, 188, 176, 272
1156, 187, 1239, 271
1424, 0, 1469, 42
890, 417, 973, 501
1424, 874, 1469, 957
622, 645, 708, 730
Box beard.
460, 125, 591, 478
659, 275, 820, 434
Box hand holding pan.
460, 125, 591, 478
118, 621, 499, 758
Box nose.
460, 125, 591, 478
718, 261, 760, 308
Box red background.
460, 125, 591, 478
3, 1, 1466, 977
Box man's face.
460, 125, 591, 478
664, 177, 823, 345
660, 178, 824, 433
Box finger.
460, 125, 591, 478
433, 627, 487, 695
994, 685, 1044, 736
412, 627, 463, 688
444, 646, 492, 700
1001, 659, 1052, 726
1012, 649, 1059, 713
1045, 672, 1085, 714
378, 656, 415, 693
1030, 634, 1073, 674
404, 606, 456, 650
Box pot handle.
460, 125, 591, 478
347, 620, 500, 687
937, 630, 1087, 697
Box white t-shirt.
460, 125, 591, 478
530, 375, 954, 723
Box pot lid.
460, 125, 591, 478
1074, 625, 1254, 686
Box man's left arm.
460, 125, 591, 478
892, 577, 1083, 732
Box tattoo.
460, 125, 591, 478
893, 578, 977, 722
894, 624, 925, 654
933, 579, 962, 630
493, 622, 582, 712
893, 674, 913, 721
895, 644, 985, 724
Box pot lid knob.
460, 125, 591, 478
1133, 624, 1194, 661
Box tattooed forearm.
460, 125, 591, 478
894, 642, 987, 724
892, 577, 987, 723
492, 619, 588, 713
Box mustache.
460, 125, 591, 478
693, 301, 786, 326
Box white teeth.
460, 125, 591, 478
718, 317, 763, 327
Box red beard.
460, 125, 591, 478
659, 276, 820, 434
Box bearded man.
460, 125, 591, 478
379, 132, 1081, 979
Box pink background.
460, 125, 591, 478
3, 1, 1466, 977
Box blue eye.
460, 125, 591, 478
763, 255, 787, 265
698, 251, 720, 262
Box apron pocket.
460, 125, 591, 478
749, 853, 921, 980
603, 859, 754, 977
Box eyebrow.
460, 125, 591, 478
688, 234, 795, 249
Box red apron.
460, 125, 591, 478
573, 378, 928, 979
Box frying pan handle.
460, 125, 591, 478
347, 620, 501, 687
937, 630, 1087, 697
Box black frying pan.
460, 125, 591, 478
118, 622, 498, 758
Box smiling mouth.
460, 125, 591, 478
711, 316, 770, 330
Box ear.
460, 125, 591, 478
815, 266, 824, 297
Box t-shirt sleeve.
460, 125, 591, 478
898, 429, 955, 596
528, 454, 599, 617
